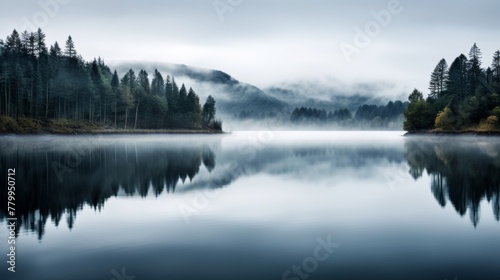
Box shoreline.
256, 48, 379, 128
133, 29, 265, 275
0, 128, 226, 136
405, 130, 500, 136
0, 116, 225, 135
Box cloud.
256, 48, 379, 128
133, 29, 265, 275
1, 0, 499, 98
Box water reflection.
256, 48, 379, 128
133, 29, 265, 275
405, 136, 500, 227
1, 134, 499, 241
0, 136, 217, 239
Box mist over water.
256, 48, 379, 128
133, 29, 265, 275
1, 132, 499, 280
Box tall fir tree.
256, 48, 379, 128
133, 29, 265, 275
35, 28, 47, 57
447, 54, 468, 102
187, 87, 201, 127
64, 36, 77, 58
202, 95, 216, 126
429, 59, 449, 99
111, 70, 119, 127
151, 69, 164, 96
467, 43, 483, 95
5, 30, 22, 54
492, 50, 500, 86
178, 83, 187, 115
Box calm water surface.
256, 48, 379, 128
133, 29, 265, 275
0, 131, 499, 280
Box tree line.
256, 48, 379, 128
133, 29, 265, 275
404, 43, 500, 131
290, 100, 408, 129
0, 29, 221, 130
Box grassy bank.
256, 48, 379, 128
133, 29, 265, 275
0, 116, 224, 135
405, 128, 500, 136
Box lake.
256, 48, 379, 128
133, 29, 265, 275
1, 131, 499, 280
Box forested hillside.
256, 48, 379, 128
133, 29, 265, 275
0, 29, 220, 132
290, 100, 408, 130
404, 43, 500, 131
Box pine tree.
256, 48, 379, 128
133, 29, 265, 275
50, 42, 62, 57
408, 89, 423, 103
178, 83, 187, 114
137, 69, 150, 94
429, 59, 449, 99
111, 70, 119, 127
202, 95, 216, 126
404, 89, 434, 131
20, 31, 34, 56
171, 77, 179, 115
5, 30, 22, 54
120, 70, 136, 129
134, 70, 149, 129
492, 50, 500, 85
151, 69, 164, 96
35, 28, 47, 57
165, 75, 175, 115
91, 59, 105, 122
447, 54, 468, 102
64, 36, 77, 58
187, 87, 201, 127
467, 43, 483, 95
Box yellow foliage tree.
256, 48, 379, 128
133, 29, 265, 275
435, 107, 455, 130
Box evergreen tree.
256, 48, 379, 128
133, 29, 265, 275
137, 69, 150, 94
408, 88, 424, 102
50, 42, 62, 57
151, 69, 164, 96
90, 59, 105, 122
429, 59, 449, 99
35, 28, 47, 57
178, 83, 187, 114
447, 54, 468, 102
202, 95, 216, 126
467, 43, 483, 95
404, 89, 434, 131
64, 36, 77, 58
165, 75, 175, 114
170, 77, 179, 115
120, 69, 136, 128
134, 69, 149, 129
20, 31, 36, 57
187, 87, 201, 127
111, 70, 119, 127
5, 30, 22, 54
492, 50, 500, 86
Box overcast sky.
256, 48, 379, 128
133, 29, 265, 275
1, 0, 499, 97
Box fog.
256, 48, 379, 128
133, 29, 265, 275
2, 0, 499, 99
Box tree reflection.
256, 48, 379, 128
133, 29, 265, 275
405, 137, 500, 227
0, 137, 216, 239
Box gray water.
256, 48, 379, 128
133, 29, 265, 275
0, 131, 499, 280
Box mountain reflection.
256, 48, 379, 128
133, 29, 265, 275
405, 137, 500, 227
0, 136, 217, 239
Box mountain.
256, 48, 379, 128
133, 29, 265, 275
111, 62, 407, 129
111, 62, 288, 122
